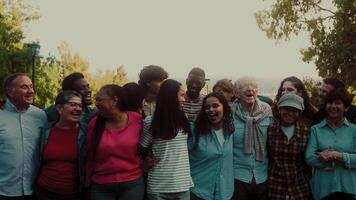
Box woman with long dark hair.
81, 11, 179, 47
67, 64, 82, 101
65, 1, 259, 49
273, 76, 317, 126
85, 84, 144, 200
189, 92, 235, 200
139, 79, 193, 200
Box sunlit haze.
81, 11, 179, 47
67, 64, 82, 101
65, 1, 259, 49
25, 0, 320, 87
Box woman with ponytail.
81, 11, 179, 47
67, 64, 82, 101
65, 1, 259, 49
85, 84, 144, 200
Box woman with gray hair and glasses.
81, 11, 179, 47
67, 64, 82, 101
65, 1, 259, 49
35, 90, 86, 200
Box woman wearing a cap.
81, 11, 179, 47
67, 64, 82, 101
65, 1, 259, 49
306, 88, 356, 200
273, 76, 318, 127
267, 93, 312, 200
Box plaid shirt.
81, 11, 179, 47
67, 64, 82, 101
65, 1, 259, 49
267, 120, 312, 200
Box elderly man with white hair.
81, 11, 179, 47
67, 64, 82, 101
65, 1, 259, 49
231, 77, 273, 200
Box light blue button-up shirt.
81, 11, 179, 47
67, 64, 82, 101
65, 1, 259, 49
232, 100, 272, 184
188, 127, 234, 200
0, 100, 47, 197
306, 119, 356, 200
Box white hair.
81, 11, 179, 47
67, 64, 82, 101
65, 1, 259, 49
233, 76, 257, 92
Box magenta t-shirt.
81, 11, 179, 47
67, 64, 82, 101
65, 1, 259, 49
86, 111, 143, 185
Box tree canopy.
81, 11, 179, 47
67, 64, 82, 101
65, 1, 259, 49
0, 0, 128, 108
256, 0, 356, 91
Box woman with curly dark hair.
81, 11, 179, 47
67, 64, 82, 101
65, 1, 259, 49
273, 76, 318, 126
189, 92, 235, 200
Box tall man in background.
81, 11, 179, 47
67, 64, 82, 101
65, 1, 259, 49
183, 67, 206, 123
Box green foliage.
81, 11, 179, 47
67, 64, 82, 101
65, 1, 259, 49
302, 76, 321, 106
114, 65, 128, 86
256, 0, 356, 90
57, 42, 90, 78
0, 1, 129, 107
92, 64, 129, 95
34, 56, 61, 108
0, 0, 38, 98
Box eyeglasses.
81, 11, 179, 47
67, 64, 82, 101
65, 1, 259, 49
65, 101, 83, 109
239, 83, 258, 90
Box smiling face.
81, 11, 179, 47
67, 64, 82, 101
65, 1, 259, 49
95, 89, 117, 117
7, 75, 34, 110
326, 99, 347, 122
57, 96, 83, 123
73, 78, 92, 106
236, 78, 258, 107
279, 106, 300, 126
204, 96, 224, 129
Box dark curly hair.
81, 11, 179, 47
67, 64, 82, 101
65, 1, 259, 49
194, 92, 234, 137
274, 76, 315, 120
138, 65, 168, 92
62, 72, 85, 91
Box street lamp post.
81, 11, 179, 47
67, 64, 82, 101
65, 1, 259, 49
26, 43, 40, 91
205, 78, 211, 94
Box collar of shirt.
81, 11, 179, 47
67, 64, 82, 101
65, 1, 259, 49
320, 118, 350, 128
271, 120, 306, 143
4, 99, 31, 113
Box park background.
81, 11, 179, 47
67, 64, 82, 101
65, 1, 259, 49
1, 0, 355, 108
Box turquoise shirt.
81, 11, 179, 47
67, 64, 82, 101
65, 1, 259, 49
188, 127, 234, 200
0, 100, 47, 196
232, 101, 272, 184
306, 119, 356, 200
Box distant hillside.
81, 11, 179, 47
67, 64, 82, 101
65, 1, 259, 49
128, 75, 286, 98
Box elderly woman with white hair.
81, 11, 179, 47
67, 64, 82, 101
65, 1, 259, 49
267, 93, 312, 200
231, 77, 273, 200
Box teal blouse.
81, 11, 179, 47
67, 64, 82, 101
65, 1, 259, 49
188, 126, 234, 200
231, 101, 273, 184
306, 119, 356, 200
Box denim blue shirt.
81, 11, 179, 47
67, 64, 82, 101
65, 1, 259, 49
232, 100, 272, 184
188, 127, 234, 200
306, 119, 356, 200
0, 100, 47, 196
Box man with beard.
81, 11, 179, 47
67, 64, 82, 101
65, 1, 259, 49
45, 72, 95, 124
0, 73, 47, 199
183, 67, 206, 123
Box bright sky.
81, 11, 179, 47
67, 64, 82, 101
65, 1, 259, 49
25, 0, 320, 81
